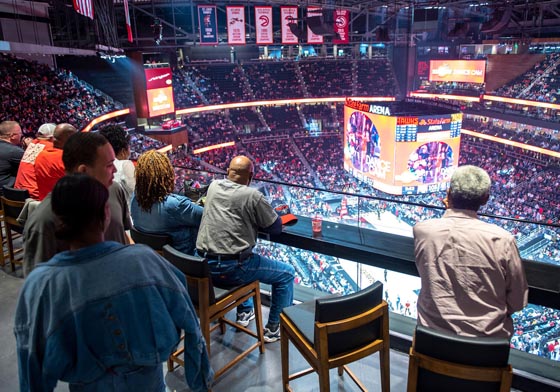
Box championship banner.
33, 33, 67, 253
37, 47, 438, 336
227, 6, 245, 45
255, 6, 273, 44
281, 6, 298, 44
332, 9, 349, 44
198, 5, 218, 45
307, 7, 323, 44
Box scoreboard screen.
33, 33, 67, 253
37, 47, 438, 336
343, 100, 462, 195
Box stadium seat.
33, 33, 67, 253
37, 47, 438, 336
280, 281, 390, 392
1, 186, 29, 271
129, 226, 170, 254
407, 325, 512, 392
162, 245, 265, 381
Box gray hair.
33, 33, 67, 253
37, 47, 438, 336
449, 165, 491, 211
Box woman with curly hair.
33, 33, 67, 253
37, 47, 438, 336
131, 150, 203, 255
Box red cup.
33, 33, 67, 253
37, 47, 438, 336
312, 215, 322, 234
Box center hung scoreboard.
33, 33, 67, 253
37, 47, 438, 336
343, 98, 462, 195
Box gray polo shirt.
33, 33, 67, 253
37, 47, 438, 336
196, 179, 277, 255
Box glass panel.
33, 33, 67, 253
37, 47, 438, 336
170, 165, 560, 365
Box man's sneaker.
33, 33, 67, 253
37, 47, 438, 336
263, 324, 280, 343
236, 310, 255, 327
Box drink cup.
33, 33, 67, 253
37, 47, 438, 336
312, 215, 322, 234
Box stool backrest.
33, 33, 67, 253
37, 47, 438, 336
130, 226, 171, 253
410, 325, 511, 392
162, 244, 216, 307
315, 281, 384, 357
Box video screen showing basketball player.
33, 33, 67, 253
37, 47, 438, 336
407, 141, 453, 183
346, 111, 381, 172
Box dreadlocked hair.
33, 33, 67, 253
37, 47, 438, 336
135, 150, 175, 212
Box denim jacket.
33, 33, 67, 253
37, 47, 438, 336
14, 242, 213, 392
131, 193, 203, 255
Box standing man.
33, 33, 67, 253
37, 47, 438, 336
196, 155, 295, 342
23, 132, 132, 276
14, 123, 55, 199
34, 123, 77, 201
0, 120, 25, 188
413, 165, 528, 338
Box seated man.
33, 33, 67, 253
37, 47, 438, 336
34, 123, 77, 201
196, 156, 295, 343
14, 123, 55, 199
413, 165, 528, 338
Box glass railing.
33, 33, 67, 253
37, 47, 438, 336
172, 165, 560, 370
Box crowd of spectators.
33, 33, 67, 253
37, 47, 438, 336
172, 68, 204, 107
462, 116, 560, 152
187, 63, 249, 104
298, 59, 354, 97
494, 53, 560, 102
0, 53, 118, 134
170, 59, 399, 107
244, 61, 304, 100
355, 59, 398, 97
260, 105, 303, 131
511, 305, 560, 360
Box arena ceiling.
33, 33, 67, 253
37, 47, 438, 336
44, 0, 560, 51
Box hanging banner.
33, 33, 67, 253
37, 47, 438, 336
307, 7, 323, 44
332, 9, 349, 44
281, 6, 298, 44
198, 5, 218, 45
255, 6, 273, 44
227, 6, 245, 45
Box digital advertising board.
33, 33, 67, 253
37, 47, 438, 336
343, 98, 462, 195
144, 67, 175, 117
429, 60, 486, 84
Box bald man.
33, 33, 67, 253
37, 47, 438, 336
0, 120, 25, 188
196, 156, 295, 343
34, 124, 77, 201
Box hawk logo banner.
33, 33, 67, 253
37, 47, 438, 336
281, 6, 298, 44
332, 9, 349, 44
255, 6, 273, 44
198, 5, 218, 45
227, 6, 246, 45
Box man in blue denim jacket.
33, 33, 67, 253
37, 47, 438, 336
14, 174, 213, 391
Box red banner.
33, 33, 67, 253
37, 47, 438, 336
145, 68, 172, 90
227, 6, 245, 45
123, 0, 132, 42
332, 9, 349, 44
307, 7, 323, 44
281, 6, 298, 44
255, 6, 273, 44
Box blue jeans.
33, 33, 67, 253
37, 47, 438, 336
209, 253, 295, 326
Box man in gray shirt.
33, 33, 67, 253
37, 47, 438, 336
23, 132, 131, 276
196, 155, 295, 343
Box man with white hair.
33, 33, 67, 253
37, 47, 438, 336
413, 165, 528, 338
14, 123, 55, 199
